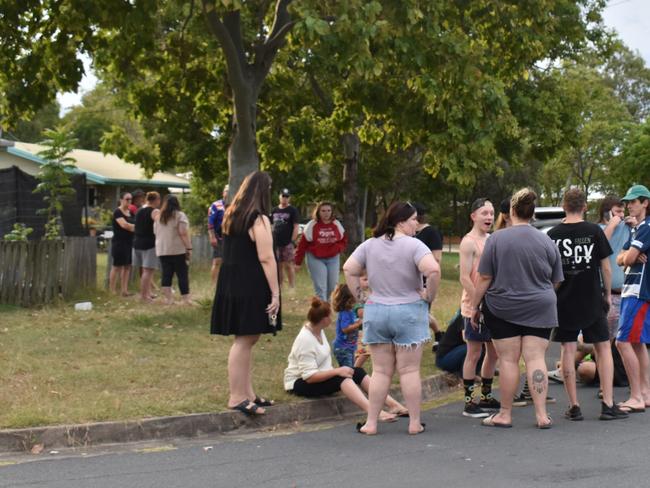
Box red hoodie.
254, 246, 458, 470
295, 219, 347, 265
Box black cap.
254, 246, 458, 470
281, 188, 291, 197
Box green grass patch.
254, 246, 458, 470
0, 253, 462, 429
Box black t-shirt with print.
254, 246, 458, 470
548, 221, 612, 330
271, 205, 299, 247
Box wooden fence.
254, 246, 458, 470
0, 237, 97, 306
191, 234, 212, 262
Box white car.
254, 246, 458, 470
531, 207, 565, 234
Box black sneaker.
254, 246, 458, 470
600, 402, 629, 421
565, 405, 584, 421
478, 396, 501, 411
512, 392, 557, 407
512, 393, 529, 407
463, 402, 490, 418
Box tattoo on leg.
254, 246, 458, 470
532, 369, 546, 395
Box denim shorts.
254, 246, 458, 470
362, 300, 431, 347
333, 346, 355, 368
463, 316, 492, 342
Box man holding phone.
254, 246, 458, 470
598, 196, 635, 337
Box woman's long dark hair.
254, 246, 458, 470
159, 194, 181, 224
373, 201, 416, 240
223, 171, 272, 235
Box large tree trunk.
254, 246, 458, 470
228, 86, 259, 197
342, 133, 361, 252
202, 1, 294, 197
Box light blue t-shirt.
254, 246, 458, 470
599, 221, 631, 291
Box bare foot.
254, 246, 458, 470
618, 399, 645, 411
388, 408, 409, 417
356, 422, 377, 435
489, 411, 512, 425
408, 423, 426, 435
378, 411, 398, 423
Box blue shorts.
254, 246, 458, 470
617, 297, 650, 344
463, 316, 492, 342
362, 300, 430, 347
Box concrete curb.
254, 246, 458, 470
0, 373, 460, 453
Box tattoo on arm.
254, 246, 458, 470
532, 369, 546, 395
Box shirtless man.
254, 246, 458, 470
459, 198, 499, 418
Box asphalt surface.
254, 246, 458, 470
0, 378, 646, 488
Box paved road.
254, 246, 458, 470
1, 380, 647, 488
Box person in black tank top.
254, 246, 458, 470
109, 192, 135, 296
211, 171, 281, 416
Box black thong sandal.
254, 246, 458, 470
355, 422, 377, 435
254, 396, 275, 407
389, 409, 410, 418
481, 413, 512, 428
408, 423, 426, 435
231, 400, 265, 416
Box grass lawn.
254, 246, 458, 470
0, 252, 461, 429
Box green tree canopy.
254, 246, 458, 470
1, 0, 608, 200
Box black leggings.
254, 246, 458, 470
292, 367, 367, 397
159, 254, 189, 295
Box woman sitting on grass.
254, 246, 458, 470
284, 297, 408, 422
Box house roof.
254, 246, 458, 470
8, 142, 190, 189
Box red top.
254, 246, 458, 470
295, 219, 347, 265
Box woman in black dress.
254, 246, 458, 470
211, 171, 281, 416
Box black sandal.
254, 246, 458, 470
231, 400, 265, 416
254, 396, 275, 407
408, 423, 426, 435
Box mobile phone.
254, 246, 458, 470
268, 313, 277, 336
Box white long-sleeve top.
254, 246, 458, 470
284, 326, 333, 391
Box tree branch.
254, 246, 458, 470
256, 0, 274, 39
223, 10, 247, 68
253, 0, 294, 86
201, 0, 247, 92
307, 70, 334, 116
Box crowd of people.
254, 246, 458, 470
116, 170, 647, 435
208, 171, 650, 434
109, 190, 194, 305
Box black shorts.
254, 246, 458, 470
111, 240, 133, 267
551, 314, 609, 344
290, 367, 367, 397
212, 242, 223, 259
482, 304, 552, 340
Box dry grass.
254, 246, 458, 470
0, 252, 461, 429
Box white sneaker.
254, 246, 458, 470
548, 368, 564, 384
